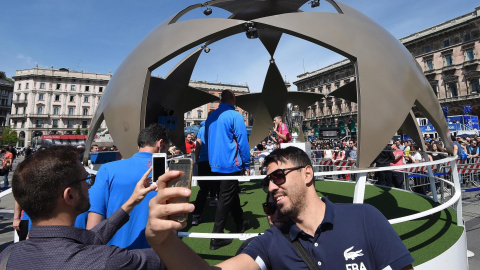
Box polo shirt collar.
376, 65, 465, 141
132, 152, 154, 158
287, 197, 335, 241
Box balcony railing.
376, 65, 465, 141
13, 99, 28, 105
30, 114, 50, 118
10, 114, 27, 118
62, 114, 92, 119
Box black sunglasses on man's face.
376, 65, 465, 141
261, 166, 305, 193
68, 174, 96, 188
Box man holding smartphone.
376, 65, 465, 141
87, 123, 170, 249
146, 147, 414, 270
205, 89, 250, 250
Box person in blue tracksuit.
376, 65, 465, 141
205, 89, 250, 250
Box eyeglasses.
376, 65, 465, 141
262, 201, 277, 215
261, 166, 304, 192
68, 174, 96, 187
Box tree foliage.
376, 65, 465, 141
0, 71, 14, 83
0, 127, 19, 146
75, 125, 81, 135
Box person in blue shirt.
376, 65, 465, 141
86, 123, 170, 249
205, 89, 250, 250
146, 147, 414, 270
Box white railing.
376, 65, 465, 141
181, 155, 463, 240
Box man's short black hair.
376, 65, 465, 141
263, 146, 312, 169
12, 146, 81, 222
137, 123, 170, 148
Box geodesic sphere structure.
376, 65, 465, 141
86, 0, 452, 168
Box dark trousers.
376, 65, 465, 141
392, 171, 405, 189
375, 167, 393, 187
192, 162, 219, 218
212, 171, 244, 233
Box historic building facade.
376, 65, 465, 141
11, 67, 251, 147
294, 6, 480, 138
183, 81, 251, 127
11, 66, 110, 147
0, 79, 13, 131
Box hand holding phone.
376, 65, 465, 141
167, 158, 193, 222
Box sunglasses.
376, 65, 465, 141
68, 174, 96, 187
261, 166, 305, 192
262, 201, 277, 215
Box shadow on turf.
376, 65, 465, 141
239, 181, 263, 193
318, 187, 420, 220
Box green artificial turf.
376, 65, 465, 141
182, 180, 464, 266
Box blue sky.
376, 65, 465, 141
0, 0, 475, 92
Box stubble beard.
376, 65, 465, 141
75, 190, 91, 213
278, 184, 307, 218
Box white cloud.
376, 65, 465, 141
17, 53, 38, 68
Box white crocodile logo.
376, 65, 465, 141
344, 246, 364, 261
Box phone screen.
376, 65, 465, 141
152, 155, 166, 182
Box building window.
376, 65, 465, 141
83, 108, 89, 116
85, 86, 90, 92
17, 83, 21, 90
82, 121, 88, 128
448, 83, 458, 97
186, 112, 191, 119
71, 85, 76, 91
37, 106, 43, 114
445, 54, 453, 66
56, 83, 61, 90
52, 119, 59, 128
466, 49, 475, 61
40, 82, 45, 89
68, 107, 74, 115
26, 83, 29, 89
197, 111, 202, 119
21, 120, 25, 128
53, 107, 59, 115
425, 46, 431, 53
84, 96, 89, 103
426, 59, 433, 70
471, 80, 479, 94
67, 120, 74, 128
69, 96, 74, 102
465, 33, 471, 41
38, 93, 44, 100
55, 95, 60, 101
327, 86, 331, 94
36, 120, 43, 127
99, 87, 103, 93
444, 39, 450, 47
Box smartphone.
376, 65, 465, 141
167, 158, 193, 222
152, 153, 167, 182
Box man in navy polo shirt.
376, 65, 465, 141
146, 147, 414, 270
87, 123, 170, 249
